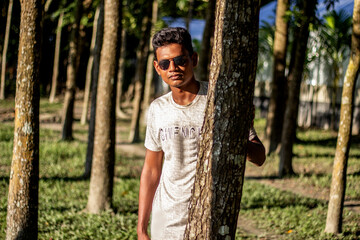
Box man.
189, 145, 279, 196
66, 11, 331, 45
137, 27, 265, 240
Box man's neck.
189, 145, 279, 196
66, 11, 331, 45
170, 80, 200, 106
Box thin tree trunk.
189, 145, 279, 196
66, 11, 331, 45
61, 0, 82, 140
279, 0, 317, 177
49, 11, 63, 103
325, 0, 360, 233
6, 0, 42, 239
115, 29, 129, 119
86, 0, 120, 212
0, 0, 13, 100
196, 0, 216, 82
264, 0, 289, 155
128, 2, 153, 143
185, 0, 194, 30
142, 0, 158, 114
80, 6, 100, 125
184, 0, 259, 238
84, 0, 104, 178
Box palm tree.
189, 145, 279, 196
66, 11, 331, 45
319, 10, 352, 130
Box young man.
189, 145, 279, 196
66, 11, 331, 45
137, 27, 265, 240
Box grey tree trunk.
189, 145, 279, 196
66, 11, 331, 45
49, 11, 63, 103
142, 0, 158, 114
86, 0, 120, 212
128, 1, 153, 143
264, 0, 289, 155
325, 0, 360, 234
6, 0, 43, 239
0, 0, 13, 100
84, 0, 104, 178
196, 0, 216, 82
184, 0, 259, 238
61, 0, 83, 140
185, 0, 194, 30
279, 0, 317, 177
81, 6, 101, 125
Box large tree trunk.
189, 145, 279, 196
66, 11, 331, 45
264, 0, 289, 155
128, 1, 153, 143
115, 29, 129, 119
80, 6, 101, 125
49, 11, 63, 103
0, 0, 13, 100
279, 0, 317, 177
196, 0, 216, 82
6, 0, 42, 239
184, 0, 259, 238
61, 0, 83, 140
86, 0, 120, 212
325, 1, 360, 234
142, 0, 158, 115
84, 0, 104, 178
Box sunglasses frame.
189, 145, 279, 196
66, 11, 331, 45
157, 55, 188, 71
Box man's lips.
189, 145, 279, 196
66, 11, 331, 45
169, 74, 183, 79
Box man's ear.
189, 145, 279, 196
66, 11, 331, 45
153, 60, 161, 75
191, 52, 198, 67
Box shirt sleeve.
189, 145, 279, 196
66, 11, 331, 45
248, 127, 257, 141
144, 103, 162, 152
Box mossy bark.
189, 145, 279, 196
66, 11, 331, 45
184, 0, 259, 239
325, 0, 360, 234
6, 0, 43, 239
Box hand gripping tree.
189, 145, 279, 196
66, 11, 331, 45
184, 0, 260, 239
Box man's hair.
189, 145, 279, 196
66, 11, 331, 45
152, 27, 194, 60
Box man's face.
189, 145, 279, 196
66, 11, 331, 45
154, 43, 197, 89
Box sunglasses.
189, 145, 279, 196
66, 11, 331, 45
157, 55, 188, 70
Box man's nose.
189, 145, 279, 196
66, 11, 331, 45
168, 60, 178, 71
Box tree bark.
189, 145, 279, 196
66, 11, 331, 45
184, 0, 259, 238
61, 0, 83, 140
86, 0, 120, 212
325, 0, 360, 234
264, 0, 289, 155
84, 0, 104, 178
115, 28, 129, 119
128, 1, 153, 143
0, 0, 13, 100
6, 0, 42, 239
196, 0, 216, 82
142, 0, 158, 114
279, 0, 317, 177
185, 0, 194, 30
49, 11, 63, 103
80, 6, 100, 125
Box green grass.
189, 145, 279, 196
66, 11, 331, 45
1, 116, 359, 239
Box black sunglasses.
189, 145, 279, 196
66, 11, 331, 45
158, 55, 188, 70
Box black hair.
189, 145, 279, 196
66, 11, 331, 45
152, 27, 194, 60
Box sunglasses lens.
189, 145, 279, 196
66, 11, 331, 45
159, 60, 170, 70
174, 56, 187, 67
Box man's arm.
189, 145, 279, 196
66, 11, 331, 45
137, 149, 164, 240
246, 136, 266, 166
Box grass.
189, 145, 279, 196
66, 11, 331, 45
0, 103, 359, 239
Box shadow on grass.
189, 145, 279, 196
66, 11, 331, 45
39, 176, 87, 182
296, 135, 360, 147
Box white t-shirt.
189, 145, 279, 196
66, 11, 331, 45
144, 81, 256, 240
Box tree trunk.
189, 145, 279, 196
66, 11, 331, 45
0, 0, 13, 100
184, 0, 259, 238
115, 29, 129, 119
185, 0, 194, 30
279, 0, 317, 177
128, 2, 153, 143
86, 0, 120, 212
61, 0, 82, 140
264, 0, 289, 155
142, 0, 158, 114
80, 6, 100, 125
6, 0, 42, 239
84, 0, 104, 178
49, 11, 63, 103
325, 0, 360, 234
196, 0, 216, 82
